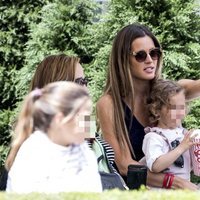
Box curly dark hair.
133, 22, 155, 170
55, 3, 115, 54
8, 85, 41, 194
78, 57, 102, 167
147, 79, 185, 126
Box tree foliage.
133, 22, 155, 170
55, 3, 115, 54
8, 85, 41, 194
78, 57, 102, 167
0, 1, 50, 159
15, 0, 97, 100
0, 0, 49, 108
0, 0, 200, 172
88, 0, 200, 104
87, 0, 200, 130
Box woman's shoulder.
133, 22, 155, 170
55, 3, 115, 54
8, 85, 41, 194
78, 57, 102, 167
96, 94, 114, 118
96, 94, 113, 109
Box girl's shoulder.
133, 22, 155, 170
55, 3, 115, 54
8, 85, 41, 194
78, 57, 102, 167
144, 127, 169, 141
17, 131, 49, 156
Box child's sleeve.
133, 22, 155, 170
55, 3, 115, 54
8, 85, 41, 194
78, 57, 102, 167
142, 132, 167, 171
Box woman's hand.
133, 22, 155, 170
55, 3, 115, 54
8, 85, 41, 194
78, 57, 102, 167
172, 175, 198, 190
147, 171, 198, 190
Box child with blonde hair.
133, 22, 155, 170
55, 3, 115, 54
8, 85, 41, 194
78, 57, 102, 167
6, 81, 102, 193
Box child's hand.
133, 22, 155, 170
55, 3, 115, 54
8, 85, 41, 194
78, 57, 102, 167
179, 130, 197, 151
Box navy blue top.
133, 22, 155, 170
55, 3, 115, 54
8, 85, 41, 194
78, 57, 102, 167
113, 102, 145, 183
123, 102, 145, 161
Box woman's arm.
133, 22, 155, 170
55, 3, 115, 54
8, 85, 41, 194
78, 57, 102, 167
178, 79, 200, 101
96, 95, 139, 176
96, 95, 198, 190
147, 171, 198, 190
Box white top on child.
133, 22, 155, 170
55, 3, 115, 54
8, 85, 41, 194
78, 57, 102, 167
142, 127, 191, 180
6, 130, 102, 193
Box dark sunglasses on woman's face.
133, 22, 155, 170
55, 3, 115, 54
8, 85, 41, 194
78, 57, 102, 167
74, 77, 88, 86
130, 48, 162, 63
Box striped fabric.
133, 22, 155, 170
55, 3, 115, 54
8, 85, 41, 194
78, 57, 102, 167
86, 136, 128, 190
86, 136, 115, 165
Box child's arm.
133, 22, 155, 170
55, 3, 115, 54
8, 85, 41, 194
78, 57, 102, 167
152, 130, 195, 173
152, 146, 184, 173
142, 132, 168, 172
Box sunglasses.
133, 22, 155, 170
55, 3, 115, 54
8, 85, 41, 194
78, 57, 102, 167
130, 48, 162, 62
171, 140, 184, 168
74, 77, 88, 86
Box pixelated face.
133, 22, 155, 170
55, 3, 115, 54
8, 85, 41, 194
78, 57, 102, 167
54, 99, 93, 146
72, 98, 98, 139
159, 91, 186, 129
77, 115, 96, 138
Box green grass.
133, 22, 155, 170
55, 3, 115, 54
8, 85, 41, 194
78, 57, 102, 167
0, 189, 200, 200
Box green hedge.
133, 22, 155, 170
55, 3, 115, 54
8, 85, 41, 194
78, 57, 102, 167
0, 189, 200, 200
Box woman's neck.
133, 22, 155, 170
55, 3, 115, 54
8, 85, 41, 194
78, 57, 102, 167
132, 78, 150, 96
123, 79, 151, 127
124, 79, 150, 105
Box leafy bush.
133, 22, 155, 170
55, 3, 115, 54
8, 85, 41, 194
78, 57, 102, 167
0, 145, 9, 168
183, 99, 200, 129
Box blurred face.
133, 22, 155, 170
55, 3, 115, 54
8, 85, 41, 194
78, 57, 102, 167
71, 98, 93, 140
49, 98, 92, 146
63, 99, 92, 144
129, 36, 160, 81
158, 91, 186, 129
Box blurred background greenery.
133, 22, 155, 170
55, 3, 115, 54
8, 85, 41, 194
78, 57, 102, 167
0, 0, 200, 182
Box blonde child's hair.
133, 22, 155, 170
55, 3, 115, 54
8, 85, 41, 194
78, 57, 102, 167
6, 81, 90, 170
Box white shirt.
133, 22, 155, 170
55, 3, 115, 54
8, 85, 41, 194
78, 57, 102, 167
6, 131, 102, 193
142, 127, 192, 180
